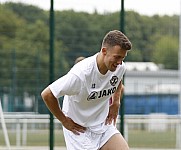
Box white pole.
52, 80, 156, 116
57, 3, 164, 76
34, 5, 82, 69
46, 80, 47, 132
16, 119, 21, 147
0, 100, 11, 150
22, 119, 27, 146
177, 0, 181, 148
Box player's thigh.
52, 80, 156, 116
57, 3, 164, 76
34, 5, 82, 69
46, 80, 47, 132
100, 133, 129, 150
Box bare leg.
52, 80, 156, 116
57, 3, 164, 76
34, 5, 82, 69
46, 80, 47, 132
100, 133, 129, 150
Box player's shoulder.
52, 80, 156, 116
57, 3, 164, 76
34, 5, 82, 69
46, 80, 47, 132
117, 61, 126, 70
121, 61, 126, 68
70, 54, 97, 75
114, 61, 126, 75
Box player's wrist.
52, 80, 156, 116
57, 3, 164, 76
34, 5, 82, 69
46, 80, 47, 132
112, 100, 120, 106
59, 115, 67, 125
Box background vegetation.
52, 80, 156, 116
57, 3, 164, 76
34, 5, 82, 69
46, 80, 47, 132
0, 2, 179, 113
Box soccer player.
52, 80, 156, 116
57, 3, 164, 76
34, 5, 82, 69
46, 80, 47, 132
41, 30, 132, 150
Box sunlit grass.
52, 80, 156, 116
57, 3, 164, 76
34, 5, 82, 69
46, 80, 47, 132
0, 130, 66, 146
128, 129, 176, 148
0, 129, 176, 148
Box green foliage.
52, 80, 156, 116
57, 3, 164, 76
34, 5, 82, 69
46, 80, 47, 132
152, 35, 179, 69
3, 2, 47, 23
1, 2, 179, 69
0, 2, 179, 112
126, 49, 143, 62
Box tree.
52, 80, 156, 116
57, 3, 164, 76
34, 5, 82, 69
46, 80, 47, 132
4, 2, 47, 23
152, 36, 178, 69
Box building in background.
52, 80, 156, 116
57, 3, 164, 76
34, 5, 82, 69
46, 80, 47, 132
124, 62, 179, 115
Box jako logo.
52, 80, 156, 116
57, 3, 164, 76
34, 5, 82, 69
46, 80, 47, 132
110, 76, 118, 86
87, 87, 116, 101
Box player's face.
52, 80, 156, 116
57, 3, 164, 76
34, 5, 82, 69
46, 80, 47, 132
104, 45, 128, 72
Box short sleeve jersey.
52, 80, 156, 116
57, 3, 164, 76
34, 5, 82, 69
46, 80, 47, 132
49, 53, 126, 127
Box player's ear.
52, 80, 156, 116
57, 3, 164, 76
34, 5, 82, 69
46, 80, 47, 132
101, 47, 107, 55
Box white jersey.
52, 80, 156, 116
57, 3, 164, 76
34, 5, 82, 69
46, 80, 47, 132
49, 53, 126, 128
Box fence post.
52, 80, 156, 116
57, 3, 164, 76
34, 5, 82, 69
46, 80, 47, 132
0, 100, 11, 150
16, 118, 21, 147
22, 119, 27, 146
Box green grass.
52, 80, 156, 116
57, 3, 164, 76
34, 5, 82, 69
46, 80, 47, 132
128, 129, 176, 148
0, 130, 66, 146
26, 130, 66, 146
0, 129, 176, 148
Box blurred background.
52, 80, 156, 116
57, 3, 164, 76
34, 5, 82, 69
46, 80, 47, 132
0, 0, 181, 149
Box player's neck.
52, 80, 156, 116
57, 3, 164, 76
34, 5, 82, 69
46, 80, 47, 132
96, 53, 108, 75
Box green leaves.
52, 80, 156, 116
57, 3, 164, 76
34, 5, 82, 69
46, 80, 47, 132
152, 36, 179, 69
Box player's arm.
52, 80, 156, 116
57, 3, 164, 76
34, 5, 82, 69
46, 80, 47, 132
106, 81, 124, 125
112, 81, 124, 105
41, 87, 66, 123
41, 87, 86, 135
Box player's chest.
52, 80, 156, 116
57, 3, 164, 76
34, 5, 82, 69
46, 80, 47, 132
85, 75, 119, 101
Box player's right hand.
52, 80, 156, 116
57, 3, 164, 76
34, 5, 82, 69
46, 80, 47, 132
61, 117, 86, 135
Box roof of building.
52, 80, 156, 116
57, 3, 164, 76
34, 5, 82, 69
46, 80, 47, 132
125, 62, 159, 71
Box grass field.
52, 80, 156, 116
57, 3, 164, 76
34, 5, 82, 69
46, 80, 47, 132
128, 130, 176, 148
0, 130, 65, 146
0, 129, 176, 148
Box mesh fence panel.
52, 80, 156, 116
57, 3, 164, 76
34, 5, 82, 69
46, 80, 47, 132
0, 0, 180, 149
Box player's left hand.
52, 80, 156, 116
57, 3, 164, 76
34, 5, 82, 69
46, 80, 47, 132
105, 103, 119, 126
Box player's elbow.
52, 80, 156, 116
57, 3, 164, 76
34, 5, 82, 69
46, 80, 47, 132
41, 87, 52, 103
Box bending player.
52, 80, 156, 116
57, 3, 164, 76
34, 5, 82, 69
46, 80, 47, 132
41, 30, 132, 150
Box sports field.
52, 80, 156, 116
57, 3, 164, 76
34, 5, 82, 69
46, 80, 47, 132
0, 129, 176, 149
0, 147, 179, 150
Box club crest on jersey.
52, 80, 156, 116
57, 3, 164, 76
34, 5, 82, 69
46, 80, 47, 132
87, 87, 116, 101
110, 76, 118, 86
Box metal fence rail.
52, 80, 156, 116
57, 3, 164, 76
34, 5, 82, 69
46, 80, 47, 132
1, 113, 181, 149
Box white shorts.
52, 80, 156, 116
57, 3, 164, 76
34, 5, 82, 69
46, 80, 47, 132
63, 124, 120, 150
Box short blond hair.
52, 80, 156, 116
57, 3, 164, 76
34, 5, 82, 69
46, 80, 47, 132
102, 30, 132, 50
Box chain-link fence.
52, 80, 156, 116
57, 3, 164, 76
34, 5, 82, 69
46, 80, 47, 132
0, 0, 180, 149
